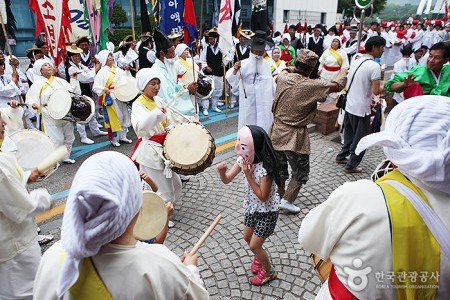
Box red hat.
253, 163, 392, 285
435, 19, 442, 27
381, 21, 388, 28
425, 20, 432, 26
412, 19, 419, 25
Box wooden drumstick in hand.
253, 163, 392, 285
189, 214, 222, 256
37, 146, 68, 173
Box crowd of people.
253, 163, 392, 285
0, 17, 449, 299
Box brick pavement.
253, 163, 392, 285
164, 131, 386, 299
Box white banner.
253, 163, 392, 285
0, 0, 7, 24
68, 0, 90, 42
35, 0, 63, 60
218, 0, 233, 56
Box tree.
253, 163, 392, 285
338, 0, 387, 19
111, 4, 128, 28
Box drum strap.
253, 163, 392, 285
100, 67, 122, 134
138, 95, 167, 128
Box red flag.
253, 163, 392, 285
183, 0, 198, 46
338, 23, 343, 36
283, 23, 288, 33
296, 22, 302, 33
29, 0, 71, 66
304, 21, 308, 32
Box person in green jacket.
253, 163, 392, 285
385, 42, 450, 97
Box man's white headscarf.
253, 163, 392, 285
33, 58, 53, 76
95, 49, 112, 67
136, 68, 162, 92
57, 151, 142, 298
356, 95, 450, 194
175, 43, 189, 58
282, 33, 291, 43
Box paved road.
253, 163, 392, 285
33, 107, 385, 299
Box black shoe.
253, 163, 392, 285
335, 158, 347, 164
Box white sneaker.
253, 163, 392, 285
97, 123, 103, 128
213, 107, 222, 113
230, 103, 235, 109
217, 101, 225, 107
63, 158, 76, 164
94, 131, 108, 136
81, 137, 94, 144
279, 199, 301, 214
120, 138, 133, 144
203, 109, 209, 116
110, 141, 121, 147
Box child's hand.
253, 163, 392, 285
216, 162, 227, 174
242, 157, 253, 178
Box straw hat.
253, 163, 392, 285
240, 30, 255, 39
168, 31, 183, 39
66, 43, 83, 54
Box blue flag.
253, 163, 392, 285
160, 0, 184, 35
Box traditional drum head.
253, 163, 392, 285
133, 191, 168, 240
0, 106, 24, 133
196, 74, 214, 100
164, 123, 216, 175
70, 95, 95, 124
9, 129, 56, 171
47, 89, 72, 119
114, 76, 140, 102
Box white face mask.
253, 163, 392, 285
165, 58, 175, 64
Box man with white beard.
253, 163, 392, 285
226, 31, 275, 132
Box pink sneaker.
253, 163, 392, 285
251, 257, 262, 274
250, 267, 277, 286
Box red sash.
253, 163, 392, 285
403, 83, 424, 100
323, 65, 341, 72
129, 133, 168, 168
328, 266, 358, 300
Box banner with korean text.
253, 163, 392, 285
68, 0, 90, 42
29, 0, 72, 65
160, 0, 184, 36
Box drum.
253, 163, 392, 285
310, 253, 332, 283
163, 123, 216, 175
9, 129, 58, 180
46, 89, 72, 120
114, 76, 140, 102
196, 74, 214, 100
66, 95, 96, 124
133, 191, 168, 240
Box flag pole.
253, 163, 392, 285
130, 0, 136, 40
199, 0, 204, 38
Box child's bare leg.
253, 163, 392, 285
243, 226, 253, 245
249, 235, 271, 272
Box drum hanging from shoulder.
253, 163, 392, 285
163, 123, 216, 175
114, 76, 140, 102
196, 74, 214, 100
46, 89, 72, 120
67, 95, 96, 124
9, 129, 58, 180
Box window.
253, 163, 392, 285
283, 10, 290, 23
321, 12, 326, 25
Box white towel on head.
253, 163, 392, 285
33, 58, 53, 76
136, 68, 162, 92
57, 151, 143, 298
95, 49, 112, 67
356, 95, 450, 194
175, 43, 189, 58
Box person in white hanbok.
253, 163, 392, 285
391, 45, 417, 104
33, 151, 209, 300
26, 59, 78, 163
64, 44, 107, 144
226, 31, 276, 133
92, 50, 132, 147
131, 68, 183, 204
0, 112, 53, 300
268, 48, 286, 79
318, 38, 349, 101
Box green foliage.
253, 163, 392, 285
366, 3, 417, 23
338, 0, 387, 18
108, 28, 133, 50
111, 4, 128, 28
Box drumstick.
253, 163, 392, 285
165, 105, 191, 123
189, 214, 222, 256
37, 146, 68, 173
